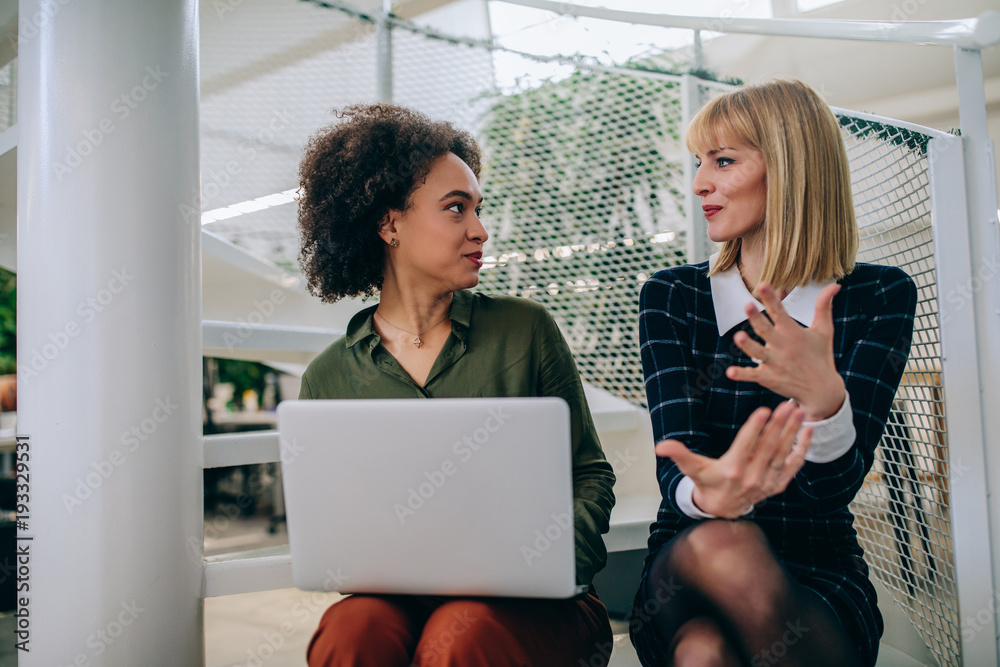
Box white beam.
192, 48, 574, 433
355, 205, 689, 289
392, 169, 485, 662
499, 0, 1000, 50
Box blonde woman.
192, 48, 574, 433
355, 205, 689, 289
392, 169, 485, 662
630, 80, 916, 666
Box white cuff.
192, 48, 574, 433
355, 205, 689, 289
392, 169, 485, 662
801, 392, 856, 464
676, 476, 753, 519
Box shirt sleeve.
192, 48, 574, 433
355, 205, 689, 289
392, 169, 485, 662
535, 309, 616, 587
638, 273, 711, 524
792, 269, 917, 514
801, 392, 855, 464
298, 373, 314, 400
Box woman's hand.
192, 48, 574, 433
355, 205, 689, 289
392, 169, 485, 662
654, 402, 811, 518
727, 282, 846, 421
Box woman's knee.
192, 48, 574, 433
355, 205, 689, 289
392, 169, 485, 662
413, 600, 513, 665
667, 521, 774, 580
307, 596, 417, 666
670, 616, 741, 667
679, 519, 769, 555
650, 521, 787, 612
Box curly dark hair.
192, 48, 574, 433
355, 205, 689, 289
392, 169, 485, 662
297, 103, 482, 302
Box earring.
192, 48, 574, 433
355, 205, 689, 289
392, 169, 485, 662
389, 238, 399, 248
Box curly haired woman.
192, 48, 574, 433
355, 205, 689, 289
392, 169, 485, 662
296, 104, 616, 667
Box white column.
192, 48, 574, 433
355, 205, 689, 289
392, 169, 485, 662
953, 44, 1000, 664
16, 1, 202, 665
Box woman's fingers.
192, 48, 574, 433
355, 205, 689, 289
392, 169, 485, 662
773, 426, 811, 490
654, 439, 710, 478
656, 408, 812, 514
775, 401, 805, 461
733, 331, 767, 361
726, 406, 772, 462
745, 303, 774, 339
811, 283, 841, 338
746, 401, 798, 477
756, 283, 790, 323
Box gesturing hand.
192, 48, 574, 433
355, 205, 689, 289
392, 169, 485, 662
727, 282, 846, 422
654, 402, 812, 519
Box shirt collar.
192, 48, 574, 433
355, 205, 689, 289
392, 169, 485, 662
345, 289, 474, 348
708, 252, 832, 336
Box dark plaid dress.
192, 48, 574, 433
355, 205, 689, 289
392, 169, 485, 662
629, 261, 917, 667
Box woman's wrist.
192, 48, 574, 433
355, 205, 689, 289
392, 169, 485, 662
691, 485, 750, 520
799, 376, 846, 422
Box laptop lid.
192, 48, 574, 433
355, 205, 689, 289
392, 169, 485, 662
277, 397, 584, 599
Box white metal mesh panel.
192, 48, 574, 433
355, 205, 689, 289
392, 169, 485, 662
390, 21, 496, 135
475, 66, 690, 405
199, 0, 382, 269
838, 113, 958, 667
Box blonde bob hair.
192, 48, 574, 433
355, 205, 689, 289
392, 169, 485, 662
686, 79, 858, 289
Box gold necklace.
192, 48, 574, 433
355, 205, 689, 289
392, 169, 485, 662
374, 309, 450, 348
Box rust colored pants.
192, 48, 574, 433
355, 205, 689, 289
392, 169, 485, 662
306, 590, 614, 667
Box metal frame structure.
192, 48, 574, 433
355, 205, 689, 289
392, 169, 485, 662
11, 1, 1000, 664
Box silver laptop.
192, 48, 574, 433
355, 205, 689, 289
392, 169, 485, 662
277, 397, 587, 599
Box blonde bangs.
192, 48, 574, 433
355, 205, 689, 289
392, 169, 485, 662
684, 94, 758, 157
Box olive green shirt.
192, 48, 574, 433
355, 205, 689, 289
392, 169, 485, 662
299, 289, 616, 586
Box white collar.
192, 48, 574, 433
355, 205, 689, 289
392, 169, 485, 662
708, 252, 833, 335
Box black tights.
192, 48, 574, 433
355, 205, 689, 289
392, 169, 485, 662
640, 520, 863, 666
